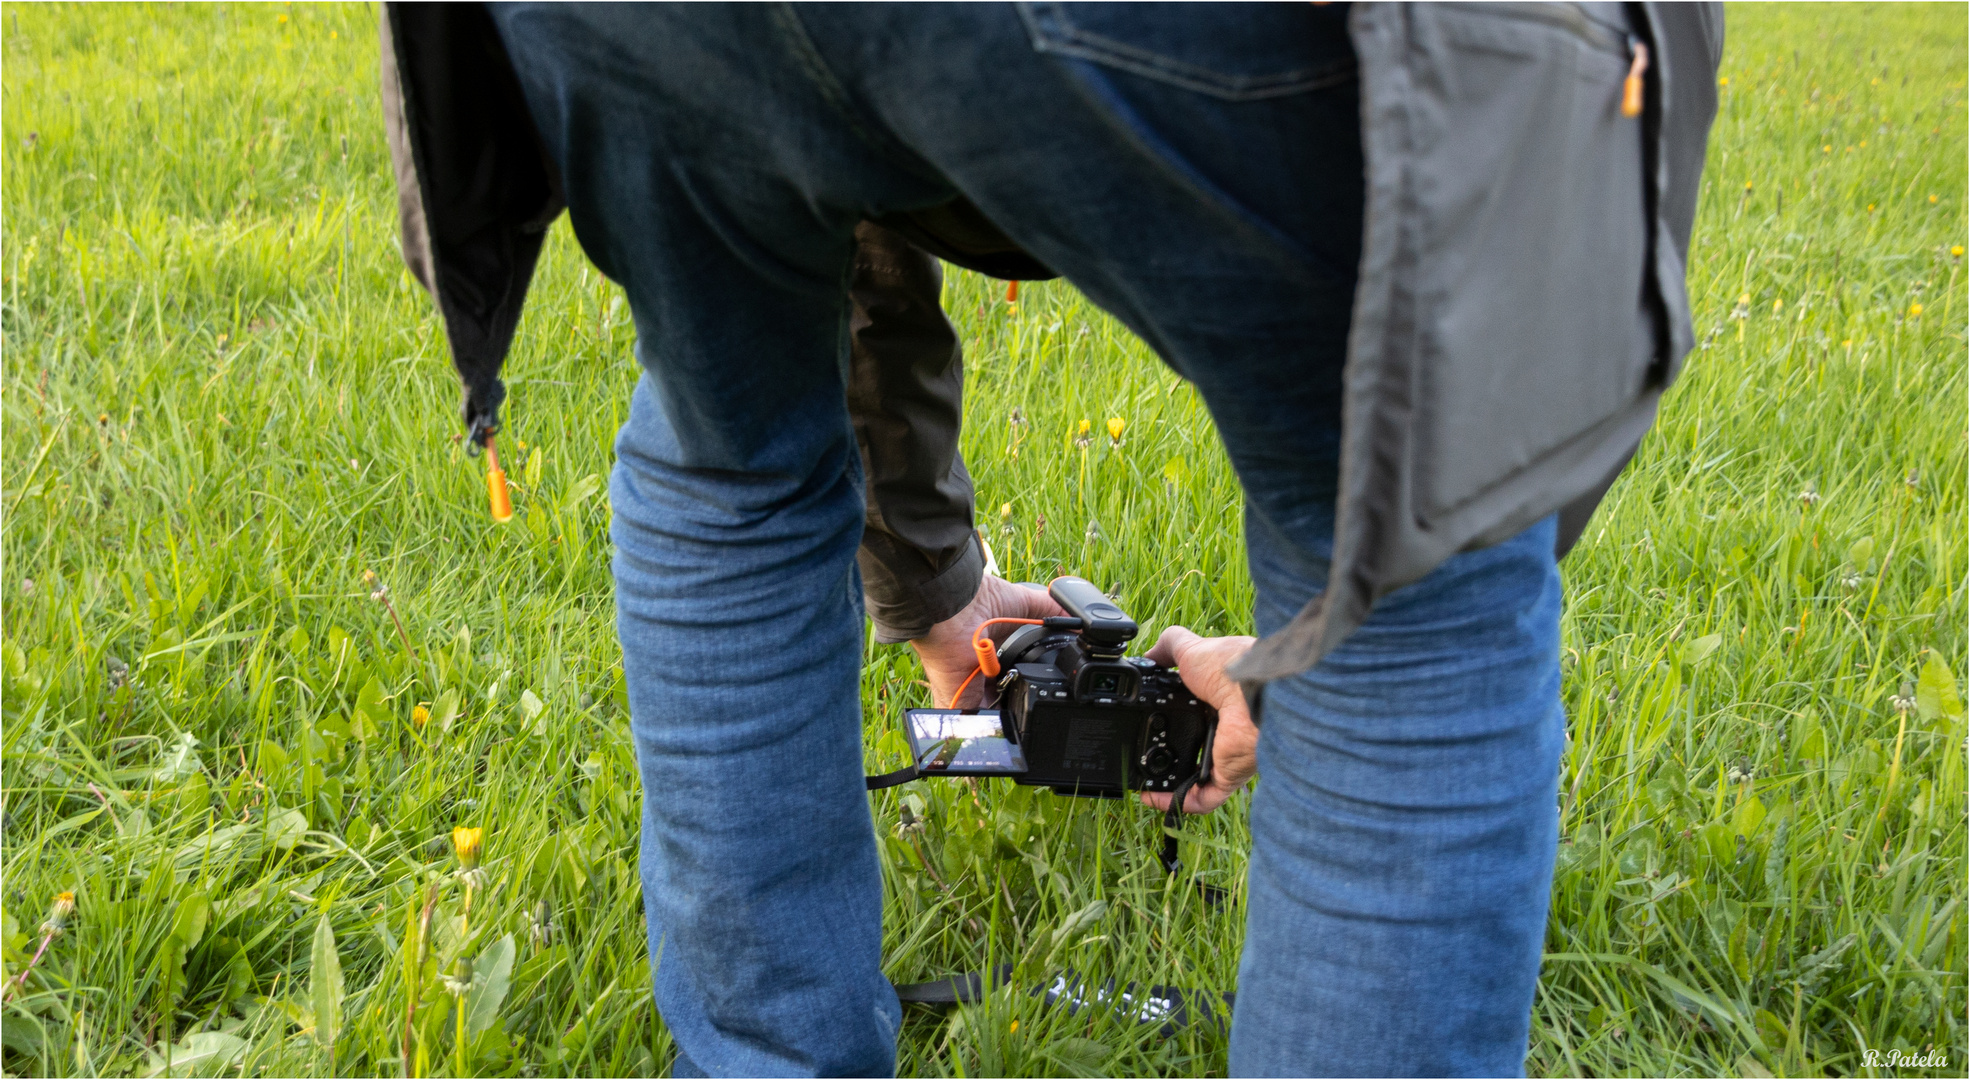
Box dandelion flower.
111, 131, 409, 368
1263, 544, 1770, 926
41, 891, 75, 936
1077, 419, 1091, 436
1930, 194, 1939, 203
412, 703, 431, 726
1771, 297, 1782, 314
1908, 303, 1923, 316
999, 502, 1012, 520
451, 826, 483, 870
1841, 339, 1852, 348
1822, 145, 1831, 153
1106, 417, 1126, 442
277, 13, 287, 22
1717, 76, 1729, 87
1952, 245, 1965, 258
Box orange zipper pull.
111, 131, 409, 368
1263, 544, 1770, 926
1005, 280, 1019, 305
1622, 39, 1650, 118
484, 437, 514, 522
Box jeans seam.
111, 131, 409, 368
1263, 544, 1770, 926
770, 3, 945, 186
1020, 1, 1358, 101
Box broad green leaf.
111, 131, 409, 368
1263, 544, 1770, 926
464, 934, 516, 1040
519, 688, 545, 721
1845, 535, 1875, 568
1916, 652, 1964, 723
1681, 634, 1723, 668
170, 890, 211, 952
145, 1032, 248, 1077
1048, 900, 1107, 958
152, 731, 204, 782
1161, 455, 1187, 486
254, 737, 287, 780
167, 823, 261, 881
266, 807, 308, 851
433, 687, 462, 733
353, 675, 389, 738
1731, 796, 1766, 837
1041, 1037, 1113, 1076
310, 914, 343, 1051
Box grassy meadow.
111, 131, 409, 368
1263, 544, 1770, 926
1, 3, 1964, 1076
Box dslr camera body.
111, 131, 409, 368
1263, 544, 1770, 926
992, 578, 1216, 798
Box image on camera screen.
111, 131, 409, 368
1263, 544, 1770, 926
905, 709, 1028, 776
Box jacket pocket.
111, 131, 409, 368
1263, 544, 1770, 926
1017, 2, 1355, 100
1402, 3, 1654, 528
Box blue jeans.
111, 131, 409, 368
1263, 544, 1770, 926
491, 5, 1563, 1075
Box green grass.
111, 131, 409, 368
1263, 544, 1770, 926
1, 3, 1962, 1076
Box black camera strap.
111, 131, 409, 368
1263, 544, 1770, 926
864, 764, 920, 790
1158, 772, 1201, 875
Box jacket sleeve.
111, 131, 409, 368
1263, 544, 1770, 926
847, 222, 985, 643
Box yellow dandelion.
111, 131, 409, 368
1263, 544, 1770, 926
1010, 1021, 1020, 1033
1951, 245, 1965, 258
1930, 194, 1940, 204
412, 703, 431, 726
999, 502, 1012, 519
277, 13, 287, 22
1771, 298, 1783, 314
1106, 417, 1126, 441
1908, 303, 1923, 317
1822, 145, 1832, 153
1867, 203, 1876, 213
38, 890, 76, 936
451, 826, 483, 870
1077, 419, 1091, 436
1744, 180, 1753, 190
1717, 76, 1729, 87
1737, 292, 1751, 306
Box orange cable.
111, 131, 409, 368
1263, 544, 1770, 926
943, 617, 1047, 707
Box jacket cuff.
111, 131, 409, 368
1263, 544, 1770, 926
861, 531, 985, 644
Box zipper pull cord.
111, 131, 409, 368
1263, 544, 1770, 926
485, 436, 514, 523
1622, 38, 1650, 118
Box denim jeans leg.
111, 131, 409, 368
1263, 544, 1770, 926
1228, 505, 1566, 1077
489, 6, 911, 1072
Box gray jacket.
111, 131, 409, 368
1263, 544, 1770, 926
380, 3, 1722, 695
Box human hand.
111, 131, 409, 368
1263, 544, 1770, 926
911, 574, 1067, 708
1137, 626, 1259, 815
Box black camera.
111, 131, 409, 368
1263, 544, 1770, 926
901, 578, 1216, 799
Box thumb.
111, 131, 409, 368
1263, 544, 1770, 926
1145, 625, 1199, 668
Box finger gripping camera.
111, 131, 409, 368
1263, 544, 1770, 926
901, 577, 1216, 799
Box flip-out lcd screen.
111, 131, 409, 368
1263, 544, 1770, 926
904, 709, 1028, 777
